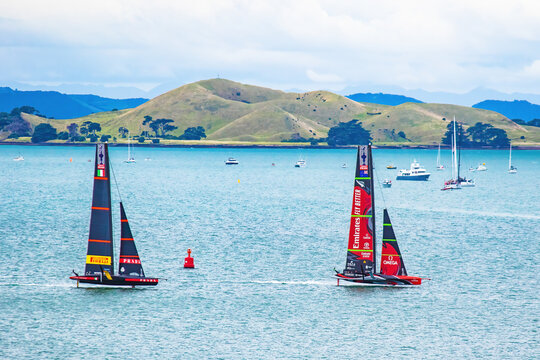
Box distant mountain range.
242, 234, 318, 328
472, 100, 540, 122
346, 92, 422, 106
0, 87, 148, 119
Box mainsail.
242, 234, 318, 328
119, 202, 145, 277
85, 143, 114, 275
379, 209, 407, 276
343, 145, 376, 277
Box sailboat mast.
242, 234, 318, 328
128, 137, 131, 160
437, 143, 441, 167
453, 117, 458, 181
457, 122, 461, 180
509, 143, 512, 170
369, 145, 376, 274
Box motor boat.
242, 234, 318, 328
13, 155, 24, 161
382, 179, 392, 188
396, 160, 430, 181
294, 159, 306, 168
225, 157, 239, 165
475, 163, 487, 171
386, 164, 397, 169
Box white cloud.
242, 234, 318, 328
0, 0, 539, 95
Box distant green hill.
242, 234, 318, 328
13, 79, 540, 146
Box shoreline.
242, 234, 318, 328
1, 141, 539, 150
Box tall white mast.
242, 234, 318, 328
452, 117, 458, 180
509, 142, 512, 170
437, 143, 441, 167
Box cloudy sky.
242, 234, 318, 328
1, 0, 539, 98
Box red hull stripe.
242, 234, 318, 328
120, 238, 134, 240
120, 255, 139, 258
121, 219, 128, 222
92, 207, 110, 211
124, 278, 158, 282
89, 239, 111, 243
94, 177, 109, 180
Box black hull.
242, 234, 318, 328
335, 273, 422, 286
70, 275, 158, 287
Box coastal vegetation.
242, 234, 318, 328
442, 121, 510, 148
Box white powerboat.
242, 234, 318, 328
475, 163, 487, 171
382, 179, 392, 188
294, 159, 306, 168
13, 155, 24, 161
396, 160, 430, 180
225, 157, 239, 165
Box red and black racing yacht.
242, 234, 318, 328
70, 143, 158, 287
335, 144, 427, 286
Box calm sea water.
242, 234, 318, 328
0, 145, 538, 359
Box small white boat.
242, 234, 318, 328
382, 179, 392, 188
458, 178, 475, 187
508, 143, 517, 174
225, 157, 239, 165
475, 163, 487, 171
341, 163, 347, 168
13, 155, 24, 161
396, 160, 430, 181
294, 159, 306, 168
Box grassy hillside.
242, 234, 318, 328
15, 79, 540, 146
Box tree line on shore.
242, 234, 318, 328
0, 106, 522, 147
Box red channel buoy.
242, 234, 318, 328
184, 248, 194, 268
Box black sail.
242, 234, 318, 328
118, 202, 145, 277
379, 209, 407, 276
84, 143, 114, 275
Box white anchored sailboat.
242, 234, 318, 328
436, 143, 444, 170
442, 119, 461, 190
508, 143, 517, 174
124, 136, 136, 163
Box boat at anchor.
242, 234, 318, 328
70, 143, 158, 287
334, 145, 426, 286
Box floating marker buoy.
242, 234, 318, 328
69, 158, 72, 162
238, 179, 240, 183
184, 248, 194, 268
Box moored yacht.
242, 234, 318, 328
396, 160, 430, 181
225, 157, 239, 165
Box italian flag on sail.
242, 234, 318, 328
97, 169, 105, 177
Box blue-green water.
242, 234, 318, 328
1, 145, 539, 359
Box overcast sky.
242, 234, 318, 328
1, 0, 539, 97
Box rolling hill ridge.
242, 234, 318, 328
14, 79, 540, 146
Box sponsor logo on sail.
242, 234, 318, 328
86, 255, 111, 265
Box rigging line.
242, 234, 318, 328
109, 158, 123, 203
373, 162, 387, 210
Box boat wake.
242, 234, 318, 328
394, 206, 540, 221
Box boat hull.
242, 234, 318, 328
70, 275, 158, 286
335, 273, 422, 286
396, 174, 430, 181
